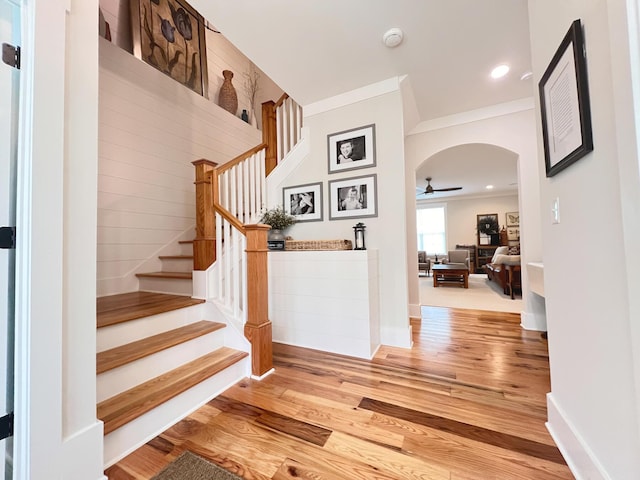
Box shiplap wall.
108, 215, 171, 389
98, 38, 261, 296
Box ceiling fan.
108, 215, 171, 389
418, 177, 463, 196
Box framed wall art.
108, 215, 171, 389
538, 19, 593, 177
328, 174, 378, 220
506, 211, 519, 227
130, 0, 209, 98
477, 213, 499, 246
283, 182, 323, 223
327, 124, 376, 174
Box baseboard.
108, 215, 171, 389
520, 310, 547, 331
380, 324, 412, 349
408, 302, 421, 319
546, 393, 610, 480
61, 420, 105, 480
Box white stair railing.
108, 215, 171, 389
275, 95, 303, 165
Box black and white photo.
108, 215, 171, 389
327, 124, 376, 173
282, 182, 323, 222
329, 174, 377, 220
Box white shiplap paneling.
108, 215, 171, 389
98, 37, 261, 296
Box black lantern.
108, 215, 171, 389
353, 222, 366, 250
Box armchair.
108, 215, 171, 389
418, 251, 431, 276
445, 249, 470, 271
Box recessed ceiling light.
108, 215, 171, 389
486, 185, 494, 190
490, 64, 509, 79
383, 28, 404, 48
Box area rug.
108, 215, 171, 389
151, 451, 243, 480
419, 273, 522, 313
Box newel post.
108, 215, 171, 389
244, 224, 273, 377
262, 100, 277, 176
192, 159, 218, 270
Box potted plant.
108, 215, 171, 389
260, 206, 296, 242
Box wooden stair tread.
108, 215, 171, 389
158, 255, 193, 260
98, 347, 248, 434
179, 240, 194, 244
97, 292, 204, 329
97, 320, 225, 374
135, 271, 192, 279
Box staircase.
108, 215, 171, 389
97, 94, 303, 468
134, 240, 195, 296
97, 291, 250, 467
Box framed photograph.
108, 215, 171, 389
506, 211, 519, 227
327, 124, 376, 173
130, 0, 209, 98
283, 182, 323, 222
539, 19, 593, 177
328, 174, 378, 220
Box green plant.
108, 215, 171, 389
260, 205, 296, 230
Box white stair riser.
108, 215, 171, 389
179, 242, 194, 256
137, 276, 192, 296
103, 357, 249, 468
97, 330, 226, 402
160, 258, 193, 273
97, 305, 205, 352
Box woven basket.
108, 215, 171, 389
218, 70, 238, 115
284, 239, 353, 251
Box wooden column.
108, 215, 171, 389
262, 100, 277, 176
192, 159, 218, 270
243, 224, 273, 377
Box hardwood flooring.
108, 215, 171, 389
105, 306, 574, 479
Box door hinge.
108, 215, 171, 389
0, 413, 13, 441
0, 226, 16, 249
2, 43, 20, 69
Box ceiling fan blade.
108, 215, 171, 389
432, 186, 463, 192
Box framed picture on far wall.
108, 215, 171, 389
328, 174, 378, 220
506, 211, 519, 226
327, 124, 376, 173
282, 182, 323, 223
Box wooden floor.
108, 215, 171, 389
105, 306, 574, 479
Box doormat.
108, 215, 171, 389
151, 451, 244, 480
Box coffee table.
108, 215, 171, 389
432, 264, 469, 288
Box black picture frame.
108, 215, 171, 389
538, 19, 593, 177
130, 0, 209, 98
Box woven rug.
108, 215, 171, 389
152, 451, 243, 480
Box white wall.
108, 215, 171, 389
418, 194, 520, 250
404, 108, 544, 328
529, 1, 640, 478
98, 39, 261, 296
15, 1, 104, 479
274, 86, 412, 348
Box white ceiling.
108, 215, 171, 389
192, 0, 533, 199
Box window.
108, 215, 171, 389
416, 205, 446, 254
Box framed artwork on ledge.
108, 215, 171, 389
283, 182, 323, 223
327, 124, 376, 174
328, 174, 378, 220
477, 213, 499, 246
538, 19, 593, 177
130, 0, 209, 98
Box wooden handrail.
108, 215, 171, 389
273, 92, 289, 109
212, 201, 246, 234
216, 143, 268, 176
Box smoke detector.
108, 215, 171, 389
383, 28, 404, 48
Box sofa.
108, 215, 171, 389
485, 246, 521, 295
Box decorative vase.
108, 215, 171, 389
241, 109, 249, 123
218, 70, 238, 115
268, 229, 285, 242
